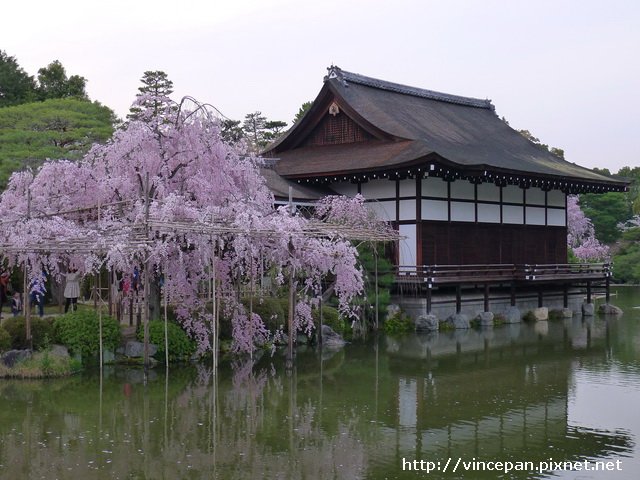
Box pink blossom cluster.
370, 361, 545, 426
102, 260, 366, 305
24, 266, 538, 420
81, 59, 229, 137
0, 95, 371, 354
567, 195, 610, 262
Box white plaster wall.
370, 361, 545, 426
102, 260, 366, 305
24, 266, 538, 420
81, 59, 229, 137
360, 179, 396, 199
503, 185, 523, 204
451, 201, 475, 222
547, 208, 566, 226
422, 199, 448, 221
398, 224, 417, 268
477, 183, 500, 202
399, 200, 416, 221
450, 180, 475, 200
367, 200, 396, 221
527, 187, 545, 205
526, 206, 546, 225
548, 190, 565, 207
503, 205, 524, 224
477, 203, 501, 223
422, 177, 448, 198
399, 179, 415, 197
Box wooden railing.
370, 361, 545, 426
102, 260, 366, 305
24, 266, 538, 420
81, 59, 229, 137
394, 263, 611, 285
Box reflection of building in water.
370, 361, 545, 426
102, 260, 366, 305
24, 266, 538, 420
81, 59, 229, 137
381, 319, 632, 470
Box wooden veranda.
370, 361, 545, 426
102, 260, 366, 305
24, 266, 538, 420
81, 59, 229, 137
393, 263, 612, 314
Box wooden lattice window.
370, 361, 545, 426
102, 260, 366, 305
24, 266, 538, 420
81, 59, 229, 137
302, 112, 372, 146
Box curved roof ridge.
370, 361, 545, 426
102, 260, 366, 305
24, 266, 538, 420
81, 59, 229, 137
325, 65, 494, 110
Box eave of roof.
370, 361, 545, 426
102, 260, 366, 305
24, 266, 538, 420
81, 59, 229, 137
265, 66, 628, 191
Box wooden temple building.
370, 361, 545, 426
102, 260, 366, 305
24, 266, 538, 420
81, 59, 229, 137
263, 66, 628, 320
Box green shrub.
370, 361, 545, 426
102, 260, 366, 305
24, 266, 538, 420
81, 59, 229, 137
383, 313, 413, 335
312, 305, 346, 332
2, 316, 54, 350
242, 296, 286, 332
53, 310, 120, 359
0, 326, 11, 352
137, 320, 196, 362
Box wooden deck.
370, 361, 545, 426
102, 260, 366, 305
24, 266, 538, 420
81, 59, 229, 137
393, 263, 612, 314
395, 263, 611, 287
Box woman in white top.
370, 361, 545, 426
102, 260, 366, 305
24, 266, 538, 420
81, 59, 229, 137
64, 267, 81, 313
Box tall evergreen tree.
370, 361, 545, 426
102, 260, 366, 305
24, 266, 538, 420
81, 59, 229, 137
37, 60, 87, 100
0, 50, 37, 107
128, 70, 176, 121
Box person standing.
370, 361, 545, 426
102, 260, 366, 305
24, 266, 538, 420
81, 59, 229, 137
64, 267, 81, 313
30, 270, 47, 318
0, 271, 9, 319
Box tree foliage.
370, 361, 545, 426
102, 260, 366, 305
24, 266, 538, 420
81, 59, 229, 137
517, 129, 564, 158
0, 50, 37, 107
566, 196, 609, 262
0, 98, 116, 186
36, 60, 87, 100
128, 70, 175, 121
0, 89, 384, 355
293, 101, 313, 124
579, 191, 632, 244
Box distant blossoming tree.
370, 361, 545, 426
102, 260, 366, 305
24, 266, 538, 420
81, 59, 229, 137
567, 195, 610, 262
0, 90, 379, 354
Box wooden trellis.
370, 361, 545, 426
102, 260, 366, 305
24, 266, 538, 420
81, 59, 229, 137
0, 197, 398, 368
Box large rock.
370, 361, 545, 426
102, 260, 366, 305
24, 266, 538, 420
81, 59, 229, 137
503, 306, 521, 324
386, 304, 401, 319
560, 308, 573, 318
445, 313, 470, 329
532, 307, 549, 321
582, 303, 595, 316
49, 344, 70, 358
124, 341, 158, 358
476, 311, 494, 327
1, 349, 32, 368
415, 314, 439, 332
599, 304, 623, 315
321, 325, 346, 348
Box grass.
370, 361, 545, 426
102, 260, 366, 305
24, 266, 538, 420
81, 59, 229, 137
0, 350, 82, 378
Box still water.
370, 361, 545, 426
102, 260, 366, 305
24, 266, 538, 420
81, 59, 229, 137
1, 287, 640, 479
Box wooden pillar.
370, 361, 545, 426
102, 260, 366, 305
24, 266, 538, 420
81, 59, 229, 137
586, 281, 592, 304
426, 285, 432, 314
483, 284, 490, 312
538, 289, 543, 308
510, 282, 516, 307
455, 284, 462, 314
605, 277, 611, 304
563, 284, 569, 309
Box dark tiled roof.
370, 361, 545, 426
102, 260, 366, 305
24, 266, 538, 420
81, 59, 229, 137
327, 66, 494, 110
267, 67, 626, 189
260, 167, 333, 200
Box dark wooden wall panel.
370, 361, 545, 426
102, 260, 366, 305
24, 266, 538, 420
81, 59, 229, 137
420, 221, 567, 265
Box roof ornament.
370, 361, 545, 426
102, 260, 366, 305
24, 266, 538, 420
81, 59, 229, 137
324, 65, 349, 87
328, 102, 340, 116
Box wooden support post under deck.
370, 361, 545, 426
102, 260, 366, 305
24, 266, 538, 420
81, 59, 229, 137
510, 282, 516, 307
426, 285, 432, 314
586, 281, 592, 304
455, 285, 462, 314
563, 284, 569, 309
606, 277, 611, 303
538, 290, 543, 309
483, 284, 490, 312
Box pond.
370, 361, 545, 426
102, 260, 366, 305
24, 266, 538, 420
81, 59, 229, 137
1, 287, 640, 479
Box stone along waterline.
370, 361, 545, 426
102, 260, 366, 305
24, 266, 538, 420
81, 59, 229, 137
0, 286, 639, 479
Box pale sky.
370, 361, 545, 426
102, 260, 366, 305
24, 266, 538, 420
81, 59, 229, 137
3, 0, 638, 172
